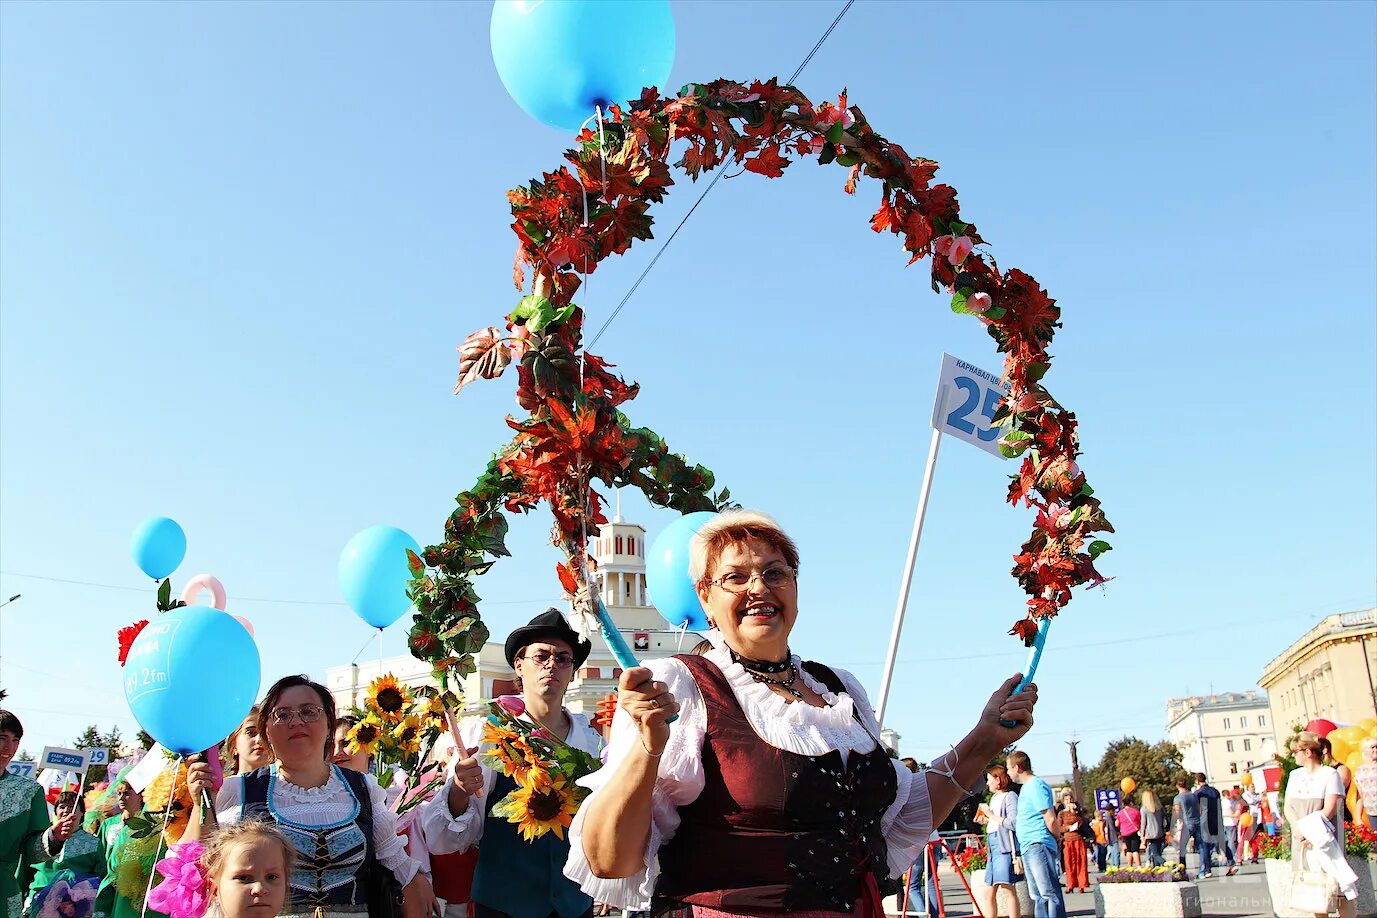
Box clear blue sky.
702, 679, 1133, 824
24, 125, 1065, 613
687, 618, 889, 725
2, 1, 1374, 779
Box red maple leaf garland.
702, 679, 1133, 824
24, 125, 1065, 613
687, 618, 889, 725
118, 619, 149, 666
421, 79, 1112, 673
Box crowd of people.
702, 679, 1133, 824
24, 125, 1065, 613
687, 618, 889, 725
5, 510, 1372, 918
0, 510, 1040, 918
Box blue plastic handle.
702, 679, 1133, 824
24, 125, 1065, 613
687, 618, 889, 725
592, 595, 678, 724
1000, 618, 1050, 727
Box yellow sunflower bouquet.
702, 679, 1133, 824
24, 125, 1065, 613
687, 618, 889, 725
481, 695, 601, 842
348, 673, 455, 815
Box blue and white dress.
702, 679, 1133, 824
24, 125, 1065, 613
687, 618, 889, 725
215, 764, 421, 918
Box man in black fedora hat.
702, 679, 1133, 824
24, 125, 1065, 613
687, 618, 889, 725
420, 608, 602, 918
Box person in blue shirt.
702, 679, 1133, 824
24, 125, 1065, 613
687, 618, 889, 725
1008, 751, 1066, 918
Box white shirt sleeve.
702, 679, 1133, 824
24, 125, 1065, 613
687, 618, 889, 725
1325, 767, 1346, 799
214, 775, 243, 825
563, 657, 707, 909
363, 773, 422, 887
418, 719, 494, 856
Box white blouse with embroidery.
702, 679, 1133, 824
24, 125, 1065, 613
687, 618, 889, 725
215, 766, 421, 887
561, 631, 934, 908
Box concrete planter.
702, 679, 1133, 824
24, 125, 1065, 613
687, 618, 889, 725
1264, 855, 1377, 918
1093, 880, 1201, 918
964, 870, 1033, 918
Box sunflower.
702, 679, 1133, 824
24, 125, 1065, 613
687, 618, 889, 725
366, 674, 412, 720
392, 714, 424, 757
348, 715, 386, 758
423, 694, 449, 727
480, 722, 545, 787
491, 771, 584, 842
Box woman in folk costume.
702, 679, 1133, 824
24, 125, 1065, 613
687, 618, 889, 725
0, 711, 73, 917
567, 510, 1039, 917
420, 609, 604, 918
186, 675, 438, 918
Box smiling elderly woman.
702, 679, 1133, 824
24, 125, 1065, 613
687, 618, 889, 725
563, 510, 1039, 917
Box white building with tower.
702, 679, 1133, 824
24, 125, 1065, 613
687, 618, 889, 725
324, 511, 705, 721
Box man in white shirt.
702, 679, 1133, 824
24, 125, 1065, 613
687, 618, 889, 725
420, 609, 603, 918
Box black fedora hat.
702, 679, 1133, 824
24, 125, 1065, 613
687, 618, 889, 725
504, 608, 592, 669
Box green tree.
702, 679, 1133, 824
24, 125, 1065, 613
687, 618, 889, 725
71, 724, 124, 785
1082, 736, 1186, 811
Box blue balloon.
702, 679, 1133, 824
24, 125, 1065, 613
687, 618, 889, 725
123, 605, 260, 755
339, 525, 421, 629
490, 0, 676, 133
130, 516, 186, 579
645, 511, 716, 630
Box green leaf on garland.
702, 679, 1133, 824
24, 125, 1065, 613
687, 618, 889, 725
1028, 361, 1050, 382
406, 549, 425, 577
1079, 483, 1095, 497
999, 430, 1034, 458
949, 220, 968, 235
834, 151, 860, 167
1088, 540, 1113, 560
509, 295, 572, 334
825, 121, 845, 145
156, 578, 171, 611
984, 306, 1007, 320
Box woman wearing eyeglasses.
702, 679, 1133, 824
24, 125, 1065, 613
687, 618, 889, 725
419, 608, 604, 918
565, 510, 1040, 917
187, 674, 438, 918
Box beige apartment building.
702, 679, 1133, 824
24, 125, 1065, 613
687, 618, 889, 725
1166, 691, 1274, 785
1259, 608, 1377, 744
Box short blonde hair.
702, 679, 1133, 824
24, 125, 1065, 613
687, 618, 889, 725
688, 510, 800, 584
1293, 731, 1323, 758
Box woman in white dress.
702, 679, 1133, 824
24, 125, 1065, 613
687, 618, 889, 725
1285, 731, 1355, 918
566, 510, 1039, 917
188, 675, 437, 918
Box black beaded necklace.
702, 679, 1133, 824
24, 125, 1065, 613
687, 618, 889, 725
728, 646, 805, 699
727, 645, 792, 674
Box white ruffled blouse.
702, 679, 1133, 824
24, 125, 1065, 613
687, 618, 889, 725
562, 632, 934, 909
215, 765, 422, 887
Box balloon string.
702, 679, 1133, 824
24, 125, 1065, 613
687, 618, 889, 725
139, 754, 183, 918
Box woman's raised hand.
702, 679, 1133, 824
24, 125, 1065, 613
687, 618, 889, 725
618, 666, 678, 756
979, 674, 1038, 743
186, 754, 215, 799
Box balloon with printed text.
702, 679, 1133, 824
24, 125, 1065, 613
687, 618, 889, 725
123, 605, 260, 754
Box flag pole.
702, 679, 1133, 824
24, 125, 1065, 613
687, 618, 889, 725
874, 398, 945, 732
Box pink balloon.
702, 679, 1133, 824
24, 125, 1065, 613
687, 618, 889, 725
233, 615, 254, 637
180, 573, 227, 610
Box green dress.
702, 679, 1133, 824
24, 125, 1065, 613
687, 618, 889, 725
0, 773, 53, 918
26, 828, 104, 916
94, 816, 166, 918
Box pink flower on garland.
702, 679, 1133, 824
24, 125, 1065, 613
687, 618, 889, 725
495, 694, 526, 716
967, 292, 993, 314
932, 234, 974, 266
146, 841, 210, 918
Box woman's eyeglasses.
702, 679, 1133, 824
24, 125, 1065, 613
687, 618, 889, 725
706, 566, 797, 594
270, 704, 325, 725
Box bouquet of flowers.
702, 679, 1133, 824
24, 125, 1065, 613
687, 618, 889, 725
347, 674, 453, 816
953, 844, 988, 874
480, 695, 601, 842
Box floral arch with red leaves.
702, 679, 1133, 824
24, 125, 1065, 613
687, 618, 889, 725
404, 79, 1113, 691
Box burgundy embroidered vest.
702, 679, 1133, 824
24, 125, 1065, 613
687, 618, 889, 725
654, 654, 897, 914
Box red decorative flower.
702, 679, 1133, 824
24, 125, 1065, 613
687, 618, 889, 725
117, 620, 149, 667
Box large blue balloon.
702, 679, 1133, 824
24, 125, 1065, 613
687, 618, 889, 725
130, 516, 186, 579
645, 511, 716, 630
123, 605, 260, 755
491, 0, 676, 133
339, 525, 421, 629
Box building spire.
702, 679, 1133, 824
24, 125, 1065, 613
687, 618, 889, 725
614, 487, 624, 523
